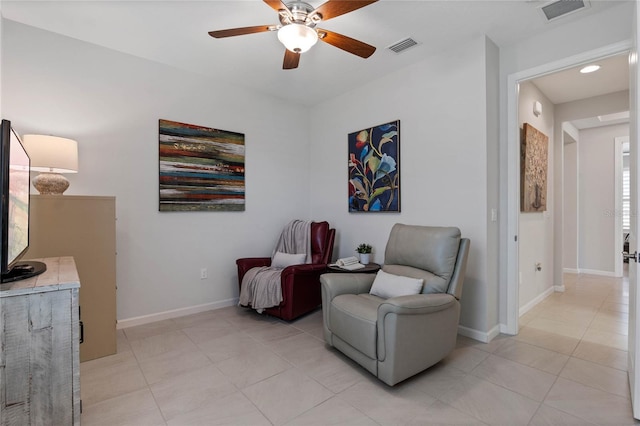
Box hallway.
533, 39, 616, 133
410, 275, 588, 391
504, 270, 634, 424
520, 272, 628, 367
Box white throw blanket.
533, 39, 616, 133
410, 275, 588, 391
239, 220, 311, 312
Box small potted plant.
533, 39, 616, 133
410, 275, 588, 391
356, 243, 372, 264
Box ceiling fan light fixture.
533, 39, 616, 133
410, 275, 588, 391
277, 23, 318, 53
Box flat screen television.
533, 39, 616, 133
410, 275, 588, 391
0, 119, 46, 283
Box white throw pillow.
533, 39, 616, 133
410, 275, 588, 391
369, 270, 424, 299
272, 251, 306, 269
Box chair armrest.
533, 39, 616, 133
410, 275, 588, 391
376, 293, 460, 365
320, 273, 376, 302
236, 257, 271, 268
321, 273, 377, 344
237, 257, 271, 268
282, 263, 328, 279
378, 293, 457, 317
236, 257, 271, 290
278, 264, 328, 309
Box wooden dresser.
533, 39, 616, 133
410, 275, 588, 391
25, 195, 116, 362
0, 257, 81, 426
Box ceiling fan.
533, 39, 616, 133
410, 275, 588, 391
208, 0, 378, 70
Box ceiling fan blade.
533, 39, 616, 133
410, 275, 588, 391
318, 29, 376, 58
283, 49, 301, 69
263, 0, 291, 15
312, 0, 378, 21
208, 25, 273, 38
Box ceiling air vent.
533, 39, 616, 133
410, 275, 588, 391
540, 0, 590, 22
387, 38, 418, 54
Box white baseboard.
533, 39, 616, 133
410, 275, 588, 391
563, 268, 618, 277
499, 286, 564, 336
117, 298, 239, 329
519, 286, 555, 317
458, 324, 500, 343
499, 323, 516, 335
578, 268, 617, 278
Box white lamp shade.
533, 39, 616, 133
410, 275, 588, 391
22, 134, 78, 173
277, 24, 318, 53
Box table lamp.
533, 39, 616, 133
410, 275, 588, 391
22, 134, 78, 195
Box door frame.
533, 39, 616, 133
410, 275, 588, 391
504, 40, 632, 335
615, 135, 630, 278
562, 126, 579, 277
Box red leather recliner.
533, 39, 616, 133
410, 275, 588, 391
236, 221, 336, 321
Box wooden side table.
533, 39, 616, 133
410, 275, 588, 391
327, 262, 381, 274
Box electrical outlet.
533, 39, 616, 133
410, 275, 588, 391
200, 268, 207, 280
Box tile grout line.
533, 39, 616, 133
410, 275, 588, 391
125, 324, 171, 425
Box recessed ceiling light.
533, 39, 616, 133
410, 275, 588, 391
580, 64, 601, 74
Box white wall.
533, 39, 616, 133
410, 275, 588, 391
485, 37, 501, 333
308, 36, 498, 336
4, 20, 502, 337
518, 81, 555, 309
499, 1, 634, 326
578, 123, 629, 274
2, 21, 311, 321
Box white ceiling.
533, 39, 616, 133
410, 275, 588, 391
1, 0, 629, 106
530, 53, 630, 129
531, 53, 629, 105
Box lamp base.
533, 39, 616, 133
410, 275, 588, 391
32, 172, 70, 195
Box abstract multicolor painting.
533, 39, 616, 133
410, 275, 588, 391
159, 119, 245, 211
521, 122, 548, 212
348, 120, 400, 212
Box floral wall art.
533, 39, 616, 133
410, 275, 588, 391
521, 122, 548, 212
159, 119, 245, 212
348, 120, 400, 212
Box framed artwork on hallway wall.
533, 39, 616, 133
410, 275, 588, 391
348, 120, 400, 213
521, 122, 548, 212
158, 119, 245, 212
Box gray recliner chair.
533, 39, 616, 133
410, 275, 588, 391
321, 224, 470, 386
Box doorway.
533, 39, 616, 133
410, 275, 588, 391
559, 121, 630, 280
505, 41, 632, 335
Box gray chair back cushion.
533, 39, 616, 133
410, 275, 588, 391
383, 224, 461, 294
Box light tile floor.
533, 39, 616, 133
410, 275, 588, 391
81, 272, 640, 425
